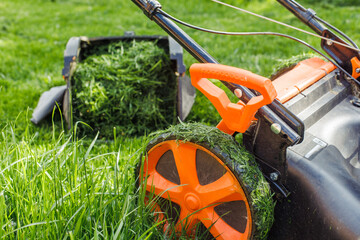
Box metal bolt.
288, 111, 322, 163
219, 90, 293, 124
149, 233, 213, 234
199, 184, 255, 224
234, 88, 243, 98
351, 99, 360, 108
270, 172, 279, 181
326, 39, 333, 46
356, 68, 360, 74
271, 123, 282, 135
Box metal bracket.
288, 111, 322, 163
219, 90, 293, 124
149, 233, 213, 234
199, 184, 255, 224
145, 0, 162, 20
304, 8, 316, 23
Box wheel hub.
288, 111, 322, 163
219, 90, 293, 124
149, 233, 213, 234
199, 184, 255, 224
184, 193, 201, 211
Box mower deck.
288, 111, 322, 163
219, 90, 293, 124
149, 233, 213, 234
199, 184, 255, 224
269, 70, 360, 239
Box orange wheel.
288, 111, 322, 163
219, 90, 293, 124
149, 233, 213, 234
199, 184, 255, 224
140, 123, 274, 240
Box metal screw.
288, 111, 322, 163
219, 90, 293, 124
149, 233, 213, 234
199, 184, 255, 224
270, 172, 279, 181
271, 123, 282, 135
351, 99, 360, 108
234, 88, 242, 98
356, 68, 360, 74
326, 39, 333, 46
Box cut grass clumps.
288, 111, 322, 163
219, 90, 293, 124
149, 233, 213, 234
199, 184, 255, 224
71, 40, 177, 138
270, 53, 322, 80
142, 122, 275, 239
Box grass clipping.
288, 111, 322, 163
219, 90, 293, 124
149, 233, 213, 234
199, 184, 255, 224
143, 122, 275, 239
270, 53, 322, 80
71, 40, 176, 138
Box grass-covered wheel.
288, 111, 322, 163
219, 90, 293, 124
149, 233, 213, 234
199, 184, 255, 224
139, 123, 274, 239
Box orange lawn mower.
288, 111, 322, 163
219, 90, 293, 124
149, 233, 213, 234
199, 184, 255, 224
132, 0, 360, 239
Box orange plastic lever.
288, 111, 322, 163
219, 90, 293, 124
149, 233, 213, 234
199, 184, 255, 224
351, 57, 360, 79
190, 63, 277, 133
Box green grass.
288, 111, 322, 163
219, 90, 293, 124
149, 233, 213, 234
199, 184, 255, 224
0, 0, 359, 238
0, 120, 164, 239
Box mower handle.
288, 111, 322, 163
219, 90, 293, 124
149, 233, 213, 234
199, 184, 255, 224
190, 63, 277, 133
131, 0, 303, 144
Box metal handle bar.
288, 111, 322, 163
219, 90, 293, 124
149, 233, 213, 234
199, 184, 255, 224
277, 0, 359, 73
131, 0, 302, 145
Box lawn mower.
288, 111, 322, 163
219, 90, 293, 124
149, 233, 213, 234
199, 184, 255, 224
132, 0, 360, 239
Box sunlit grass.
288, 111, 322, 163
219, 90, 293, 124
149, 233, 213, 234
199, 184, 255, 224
0, 119, 164, 239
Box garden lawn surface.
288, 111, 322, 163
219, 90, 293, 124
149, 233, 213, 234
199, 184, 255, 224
0, 0, 359, 239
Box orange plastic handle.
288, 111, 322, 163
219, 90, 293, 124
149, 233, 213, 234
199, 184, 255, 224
190, 63, 277, 133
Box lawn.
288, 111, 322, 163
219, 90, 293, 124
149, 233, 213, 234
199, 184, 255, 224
0, 0, 359, 239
